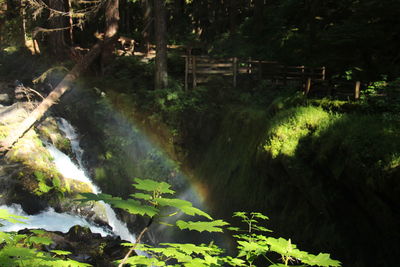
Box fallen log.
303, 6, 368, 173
0, 37, 116, 153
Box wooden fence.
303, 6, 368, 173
184, 55, 362, 99
185, 56, 325, 90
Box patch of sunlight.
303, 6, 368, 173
264, 106, 332, 158
386, 153, 400, 170
3, 46, 18, 54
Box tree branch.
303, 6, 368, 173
118, 218, 153, 267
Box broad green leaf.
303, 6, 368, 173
147, 246, 192, 262
0, 246, 37, 260
176, 220, 229, 233
131, 192, 153, 200
133, 178, 175, 194
203, 254, 218, 265
116, 255, 166, 266
183, 258, 208, 267
0, 246, 92, 267
28, 236, 53, 245
227, 227, 241, 231
266, 237, 297, 255
110, 198, 159, 217
236, 240, 269, 256
302, 252, 341, 267
251, 212, 269, 220
37, 181, 52, 194
0, 209, 27, 224
253, 225, 272, 232
233, 212, 248, 220
77, 193, 159, 217
47, 259, 92, 267
29, 229, 46, 235
0, 232, 12, 243
156, 198, 212, 219
222, 256, 246, 266
50, 250, 72, 255
159, 243, 218, 256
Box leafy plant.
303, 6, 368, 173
77, 178, 341, 267
231, 212, 341, 267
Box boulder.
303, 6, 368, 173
0, 103, 29, 125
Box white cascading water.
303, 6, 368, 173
45, 118, 135, 242
0, 204, 109, 236
0, 118, 135, 243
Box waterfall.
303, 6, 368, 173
0, 204, 110, 236
0, 118, 135, 243
44, 118, 135, 243
58, 118, 85, 169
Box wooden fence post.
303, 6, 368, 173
322, 66, 326, 80
184, 55, 188, 91
301, 65, 305, 89
283, 65, 287, 85
233, 57, 238, 87
354, 81, 361, 100
305, 77, 312, 95
192, 55, 197, 88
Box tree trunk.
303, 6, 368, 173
254, 0, 264, 32
0, 38, 115, 153
229, 0, 238, 35
48, 0, 70, 57
141, 0, 152, 55
4, 0, 25, 47
0, 1, 7, 45
154, 0, 168, 89
67, 0, 73, 44
20, 0, 27, 45
101, 0, 120, 73
172, 0, 184, 36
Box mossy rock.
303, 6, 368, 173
64, 178, 94, 194
37, 117, 72, 154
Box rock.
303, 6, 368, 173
36, 117, 72, 154
16, 226, 131, 266
0, 93, 10, 105
67, 225, 95, 242
0, 103, 29, 125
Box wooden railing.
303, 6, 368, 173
184, 55, 326, 92
184, 55, 363, 99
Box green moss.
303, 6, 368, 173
37, 117, 71, 153
64, 179, 93, 193
264, 106, 337, 158
1, 116, 76, 198
94, 167, 106, 183
310, 114, 400, 185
